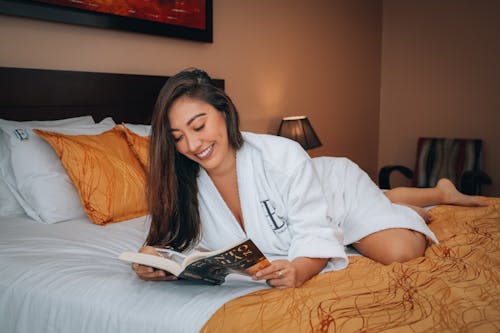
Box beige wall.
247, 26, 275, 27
2, 1, 498, 195
379, 0, 500, 196
0, 0, 383, 178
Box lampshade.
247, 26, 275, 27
277, 116, 322, 150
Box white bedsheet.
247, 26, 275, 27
0, 215, 270, 333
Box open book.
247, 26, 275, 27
119, 238, 271, 285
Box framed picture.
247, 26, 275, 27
0, 0, 213, 42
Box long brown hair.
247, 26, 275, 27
146, 68, 243, 251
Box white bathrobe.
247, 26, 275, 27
312, 156, 438, 245
196, 132, 437, 271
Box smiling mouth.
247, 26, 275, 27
196, 144, 214, 159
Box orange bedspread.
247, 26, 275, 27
202, 198, 500, 332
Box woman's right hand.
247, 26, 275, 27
132, 245, 178, 281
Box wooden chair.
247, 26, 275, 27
379, 137, 492, 195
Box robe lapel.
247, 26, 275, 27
198, 168, 246, 239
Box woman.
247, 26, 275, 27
133, 68, 487, 288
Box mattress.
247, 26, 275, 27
2, 200, 499, 333
0, 215, 269, 333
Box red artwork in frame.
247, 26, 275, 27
36, 0, 206, 29
0, 0, 213, 42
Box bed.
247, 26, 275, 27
1, 67, 499, 333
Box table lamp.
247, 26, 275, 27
277, 116, 322, 150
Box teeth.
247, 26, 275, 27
196, 144, 213, 159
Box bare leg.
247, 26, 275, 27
354, 179, 488, 265
353, 228, 427, 265
384, 178, 489, 208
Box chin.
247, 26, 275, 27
199, 159, 220, 171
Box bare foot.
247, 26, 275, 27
437, 178, 489, 207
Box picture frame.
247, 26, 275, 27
0, 0, 213, 43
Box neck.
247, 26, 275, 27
206, 148, 237, 180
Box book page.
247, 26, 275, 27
118, 252, 183, 276
154, 248, 187, 266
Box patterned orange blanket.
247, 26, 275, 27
202, 198, 500, 332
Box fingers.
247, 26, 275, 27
265, 270, 291, 289
253, 264, 281, 280
139, 245, 159, 255
255, 268, 286, 281
253, 260, 296, 288
133, 263, 178, 281
132, 248, 178, 281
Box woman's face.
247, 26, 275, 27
168, 96, 234, 174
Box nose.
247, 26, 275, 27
185, 132, 202, 152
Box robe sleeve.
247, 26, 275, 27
283, 158, 348, 270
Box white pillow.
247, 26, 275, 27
0, 175, 24, 217
123, 123, 151, 136
1, 133, 25, 217
0, 116, 95, 218
0, 117, 116, 223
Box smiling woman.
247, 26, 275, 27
132, 67, 490, 290
167, 96, 245, 228
169, 98, 234, 175
137, 68, 338, 289
145, 68, 244, 253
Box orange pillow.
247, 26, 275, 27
34, 126, 148, 225
121, 125, 150, 170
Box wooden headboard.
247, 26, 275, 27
0, 67, 224, 124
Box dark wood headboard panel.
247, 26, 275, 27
0, 67, 224, 124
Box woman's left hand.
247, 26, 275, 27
252, 259, 299, 288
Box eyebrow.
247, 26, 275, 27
169, 112, 207, 131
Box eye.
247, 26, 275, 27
172, 135, 183, 143
194, 124, 205, 131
